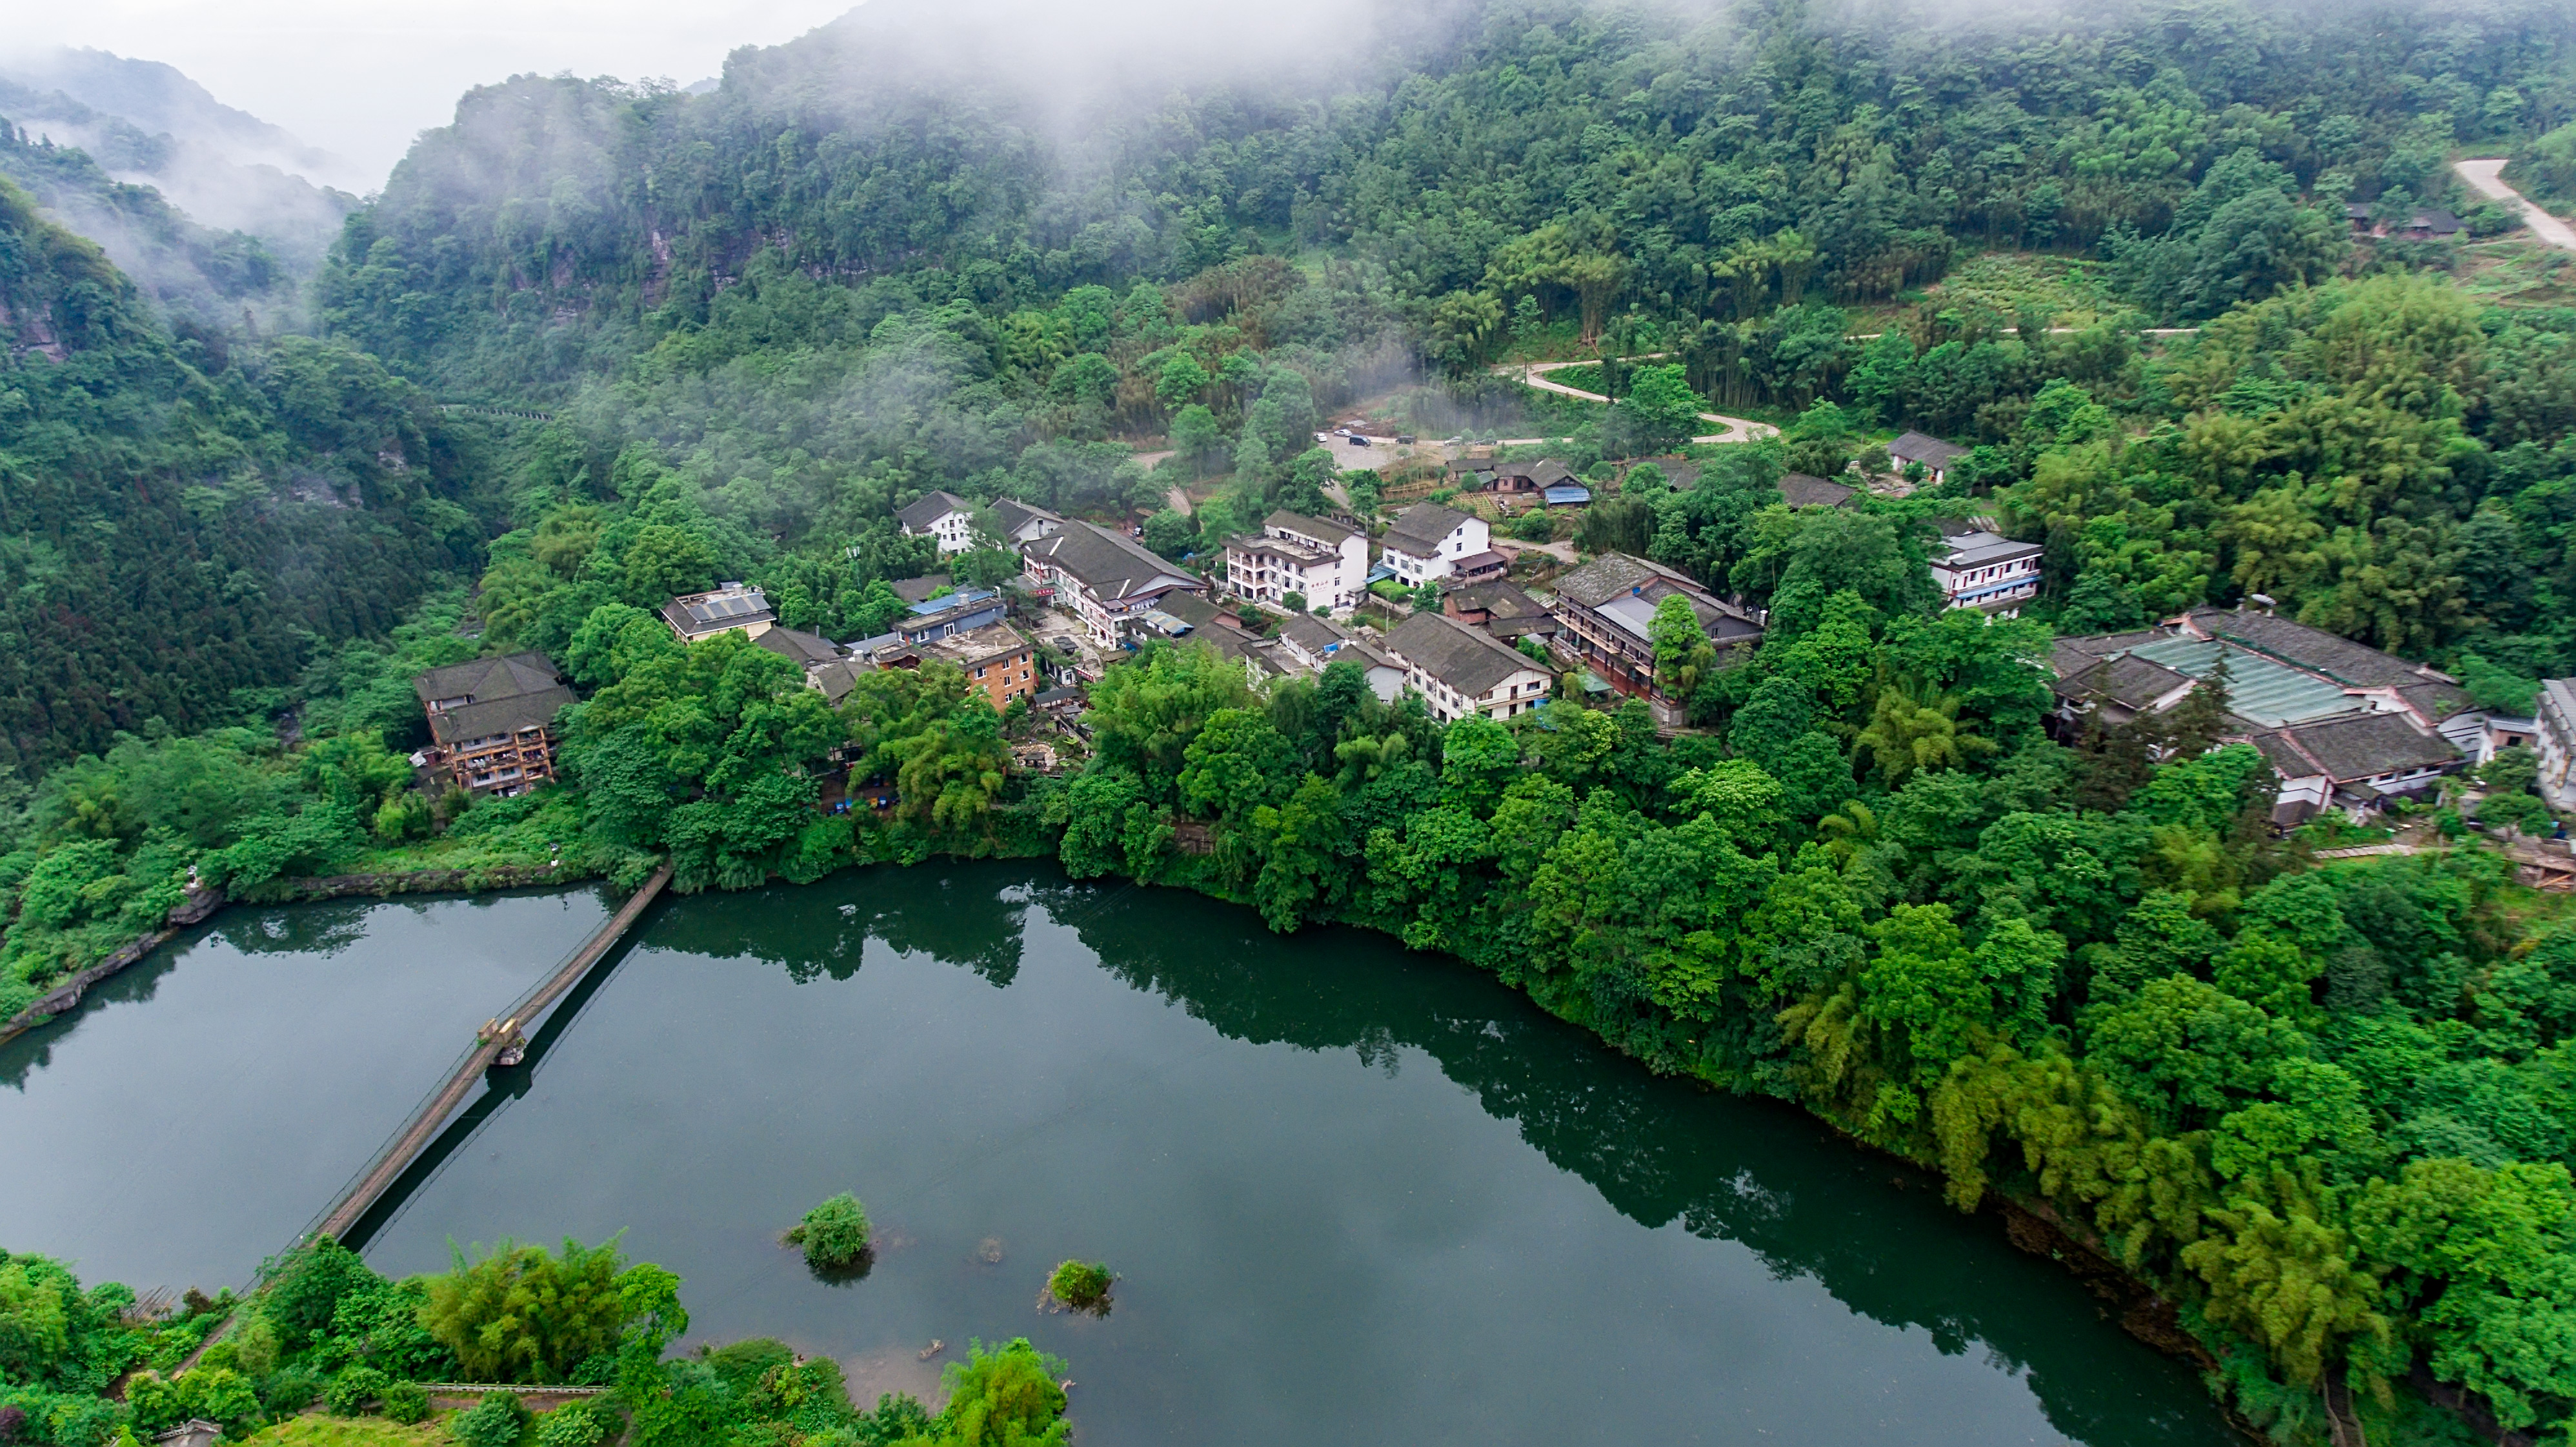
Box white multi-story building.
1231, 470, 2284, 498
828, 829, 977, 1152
1931, 522, 2042, 614
1380, 501, 1491, 587
896, 490, 978, 554
1382, 612, 1554, 722
1021, 521, 1207, 649
1225, 510, 1370, 614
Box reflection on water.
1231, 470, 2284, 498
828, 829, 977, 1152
0, 865, 2227, 1446
0, 888, 615, 1291
363, 865, 2226, 1447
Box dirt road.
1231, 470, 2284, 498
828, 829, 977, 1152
2455, 159, 2576, 252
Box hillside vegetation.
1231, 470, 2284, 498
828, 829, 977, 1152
6, 1, 2576, 1442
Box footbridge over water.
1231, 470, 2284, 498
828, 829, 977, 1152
303, 863, 673, 1246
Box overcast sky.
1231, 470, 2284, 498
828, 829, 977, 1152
7, 0, 860, 192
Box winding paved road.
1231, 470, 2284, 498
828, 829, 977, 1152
1500, 359, 1778, 444
2455, 159, 2576, 252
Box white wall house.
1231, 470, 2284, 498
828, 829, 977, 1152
1931, 525, 2042, 614
1225, 510, 1370, 614
1021, 521, 1207, 649
2539, 680, 2576, 811
1276, 614, 1408, 702
896, 490, 978, 554
1380, 501, 1491, 587
1383, 612, 1553, 722
992, 498, 1065, 547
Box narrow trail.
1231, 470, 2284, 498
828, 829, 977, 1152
2455, 159, 2576, 252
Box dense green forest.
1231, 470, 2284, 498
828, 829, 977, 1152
0, 108, 292, 328
0, 177, 501, 778
8, 0, 2576, 1441
0, 1238, 1070, 1447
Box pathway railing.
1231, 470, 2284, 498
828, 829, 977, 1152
300, 864, 674, 1247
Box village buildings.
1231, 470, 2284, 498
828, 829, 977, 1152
662, 583, 776, 643
1021, 520, 1208, 648
895, 490, 978, 554
412, 653, 576, 797
1379, 501, 1491, 587
1546, 553, 1764, 724
1931, 521, 2044, 614
874, 582, 1009, 646
1223, 510, 1371, 614
1275, 614, 1407, 702
2051, 603, 2485, 824
2537, 681, 2576, 812
882, 623, 1040, 710
750, 626, 881, 704
1382, 612, 1555, 723
1442, 579, 1554, 643
1778, 472, 1858, 508
1888, 431, 1969, 484
991, 498, 1065, 547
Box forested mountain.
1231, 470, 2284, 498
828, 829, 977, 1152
0, 113, 305, 329
0, 47, 345, 184
0, 54, 355, 319
297, 0, 2576, 686
322, 0, 2575, 396
10, 5, 2576, 1439
0, 179, 498, 776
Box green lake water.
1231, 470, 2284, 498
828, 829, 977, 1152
1, 864, 2230, 1444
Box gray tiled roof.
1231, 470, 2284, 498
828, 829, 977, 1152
992, 498, 1063, 536
1889, 431, 1969, 467
896, 490, 973, 531
1552, 552, 1677, 608
1385, 611, 1542, 697
2049, 631, 2164, 680
1447, 580, 1549, 620
1384, 501, 1471, 555
2260, 711, 2459, 782
1939, 530, 2043, 568
1552, 552, 1763, 650
1157, 593, 1283, 675
1779, 473, 1857, 508
2181, 608, 2469, 714
1026, 521, 1202, 600
809, 658, 877, 705
414, 652, 573, 744
755, 627, 845, 668
1266, 509, 1356, 548
2052, 654, 2195, 710
414, 652, 558, 707
1280, 614, 1334, 646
